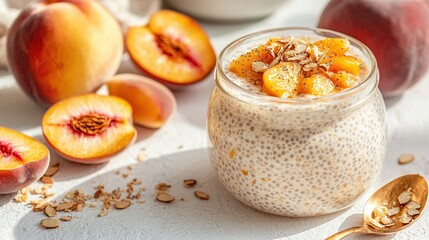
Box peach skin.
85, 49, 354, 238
7, 0, 124, 107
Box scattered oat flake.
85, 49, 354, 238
398, 188, 412, 204
49, 202, 58, 208
44, 165, 59, 177
407, 208, 420, 216
194, 191, 209, 200
60, 216, 72, 221
156, 183, 171, 191
369, 218, 385, 229
44, 205, 57, 217
42, 184, 53, 190
183, 179, 197, 188
93, 189, 103, 199
40, 218, 60, 229
387, 207, 400, 216
56, 202, 74, 211
380, 216, 394, 226
115, 200, 131, 209
137, 151, 146, 162
98, 208, 108, 217
131, 178, 142, 185
406, 201, 421, 210
156, 193, 175, 203
43, 191, 55, 198
65, 191, 76, 200
373, 206, 388, 217
32, 199, 49, 212
75, 203, 84, 212
399, 213, 412, 224
21, 187, 30, 194
399, 154, 415, 164
40, 176, 54, 184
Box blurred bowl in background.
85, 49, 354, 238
164, 0, 288, 22
101, 0, 161, 31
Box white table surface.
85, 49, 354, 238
1, 0, 429, 239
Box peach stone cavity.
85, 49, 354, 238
42, 94, 137, 164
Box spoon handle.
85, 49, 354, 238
325, 226, 368, 240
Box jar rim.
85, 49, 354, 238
216, 27, 378, 104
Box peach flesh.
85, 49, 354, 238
107, 73, 177, 129
42, 94, 136, 164
6, 0, 124, 106
0, 127, 50, 194
155, 35, 201, 69
45, 133, 136, 165
0, 141, 23, 162
126, 10, 216, 85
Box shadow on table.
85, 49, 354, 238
116, 54, 212, 130
13, 148, 343, 240
0, 69, 10, 77
0, 85, 44, 130
384, 95, 403, 109
0, 193, 15, 207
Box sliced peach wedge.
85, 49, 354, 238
0, 126, 49, 194
41, 94, 137, 164
125, 10, 216, 85
106, 74, 176, 129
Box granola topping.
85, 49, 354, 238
228, 37, 365, 98
371, 187, 422, 228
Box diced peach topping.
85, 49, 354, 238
229, 37, 364, 97
262, 62, 301, 98
229, 45, 274, 82
313, 38, 350, 58
298, 74, 335, 96
321, 55, 361, 75
331, 71, 359, 88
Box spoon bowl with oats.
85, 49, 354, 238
326, 174, 428, 240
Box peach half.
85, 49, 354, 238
126, 10, 216, 85
7, 0, 124, 106
41, 94, 136, 164
0, 126, 50, 194
106, 74, 176, 129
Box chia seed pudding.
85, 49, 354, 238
207, 28, 387, 217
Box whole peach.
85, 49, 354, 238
318, 0, 429, 97
7, 0, 123, 107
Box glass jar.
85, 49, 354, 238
207, 28, 387, 217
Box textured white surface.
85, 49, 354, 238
1, 0, 429, 239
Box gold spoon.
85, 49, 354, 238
326, 174, 428, 240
